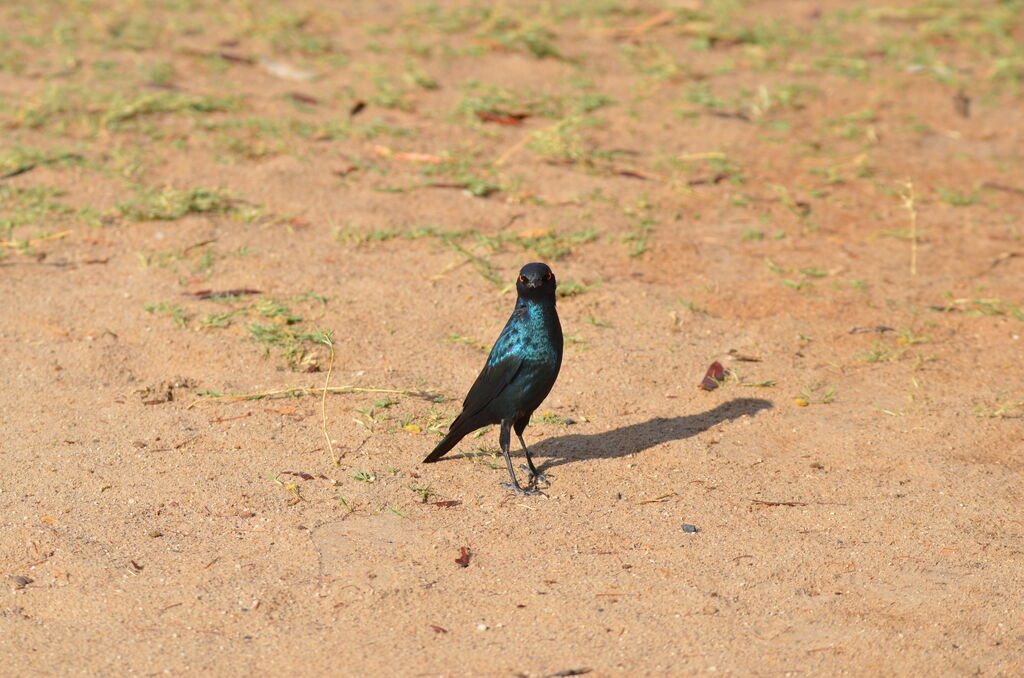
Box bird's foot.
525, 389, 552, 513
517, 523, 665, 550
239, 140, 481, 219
501, 481, 544, 496
519, 464, 550, 488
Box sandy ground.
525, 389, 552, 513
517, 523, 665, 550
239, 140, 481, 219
2, 1, 1023, 676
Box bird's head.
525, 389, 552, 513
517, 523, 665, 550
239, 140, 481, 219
515, 262, 557, 300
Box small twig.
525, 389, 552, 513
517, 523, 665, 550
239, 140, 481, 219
499, 213, 525, 231
987, 251, 1021, 271
0, 230, 72, 248
636, 492, 676, 504
596, 8, 673, 37
981, 181, 1024, 196
180, 47, 256, 65
686, 173, 728, 186
542, 669, 593, 678
189, 288, 262, 300
750, 499, 808, 507
0, 153, 84, 180
541, 157, 667, 182
181, 238, 218, 255
605, 165, 667, 181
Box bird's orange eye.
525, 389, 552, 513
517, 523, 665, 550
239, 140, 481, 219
544, 272, 552, 280
519, 274, 526, 283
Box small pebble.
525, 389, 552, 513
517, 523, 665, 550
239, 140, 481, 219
681, 523, 699, 533
476, 623, 488, 631
148, 530, 162, 538
12, 575, 33, 589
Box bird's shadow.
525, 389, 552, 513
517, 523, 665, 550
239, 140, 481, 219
527, 397, 773, 472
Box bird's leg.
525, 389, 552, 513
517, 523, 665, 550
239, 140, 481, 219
516, 432, 549, 487
499, 420, 541, 496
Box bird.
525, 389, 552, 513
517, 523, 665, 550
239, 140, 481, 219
423, 262, 563, 495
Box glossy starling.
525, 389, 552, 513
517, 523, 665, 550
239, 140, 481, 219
423, 263, 563, 494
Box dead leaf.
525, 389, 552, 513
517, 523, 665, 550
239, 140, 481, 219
372, 145, 443, 164
475, 110, 528, 125
699, 361, 728, 391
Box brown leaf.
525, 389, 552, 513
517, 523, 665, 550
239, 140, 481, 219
475, 110, 528, 125
727, 349, 762, 361
698, 361, 728, 391
981, 181, 1024, 196
288, 92, 319, 105
373, 145, 443, 164
687, 173, 728, 186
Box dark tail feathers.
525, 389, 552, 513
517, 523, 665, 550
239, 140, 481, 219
422, 415, 472, 463
422, 433, 460, 463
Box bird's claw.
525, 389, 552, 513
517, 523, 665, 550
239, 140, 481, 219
519, 464, 550, 488
501, 482, 544, 496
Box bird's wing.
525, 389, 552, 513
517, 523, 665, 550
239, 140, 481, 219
458, 319, 524, 420
422, 350, 523, 465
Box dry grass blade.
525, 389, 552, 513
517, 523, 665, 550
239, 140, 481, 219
637, 492, 677, 504
316, 330, 340, 466
186, 385, 440, 409
597, 9, 674, 37
0, 230, 72, 248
